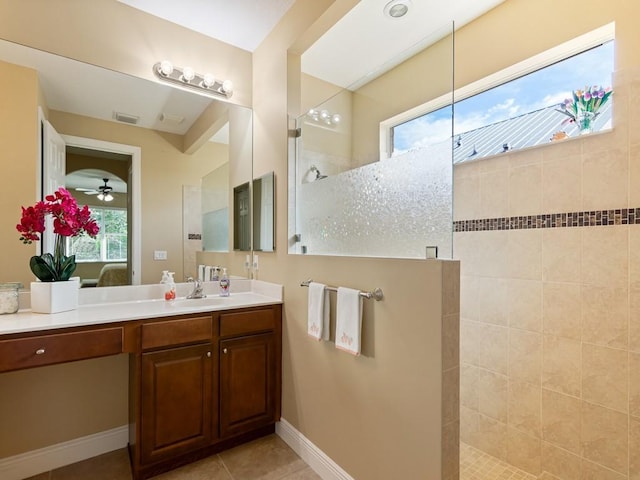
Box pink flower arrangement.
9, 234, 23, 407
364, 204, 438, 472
17, 188, 99, 281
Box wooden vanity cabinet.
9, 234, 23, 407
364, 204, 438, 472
130, 304, 281, 480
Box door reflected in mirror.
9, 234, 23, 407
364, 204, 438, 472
253, 172, 275, 252
202, 162, 230, 252
233, 182, 251, 251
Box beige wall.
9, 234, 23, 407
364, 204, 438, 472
48, 110, 228, 285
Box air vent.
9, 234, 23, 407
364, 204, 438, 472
113, 111, 139, 125
159, 112, 185, 125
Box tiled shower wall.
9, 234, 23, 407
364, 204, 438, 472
454, 67, 640, 479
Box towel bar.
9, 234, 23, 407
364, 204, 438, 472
300, 279, 383, 301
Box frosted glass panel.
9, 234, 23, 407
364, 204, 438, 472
295, 140, 451, 258
202, 208, 229, 251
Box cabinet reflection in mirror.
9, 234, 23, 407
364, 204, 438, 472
253, 172, 275, 252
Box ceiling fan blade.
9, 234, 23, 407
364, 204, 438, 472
83, 191, 99, 195
75, 187, 95, 192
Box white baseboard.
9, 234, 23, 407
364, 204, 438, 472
276, 419, 354, 480
0, 425, 128, 480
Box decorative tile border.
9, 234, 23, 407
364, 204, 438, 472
454, 208, 640, 232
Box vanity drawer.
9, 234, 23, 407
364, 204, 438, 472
219, 308, 276, 338
0, 327, 123, 372
141, 316, 212, 350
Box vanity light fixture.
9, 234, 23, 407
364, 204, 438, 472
307, 108, 341, 127
383, 0, 411, 18
153, 60, 233, 98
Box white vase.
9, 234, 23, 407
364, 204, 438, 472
30, 277, 80, 314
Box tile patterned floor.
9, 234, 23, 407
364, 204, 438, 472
24, 434, 321, 480
460, 443, 537, 480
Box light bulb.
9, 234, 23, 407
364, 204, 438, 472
308, 109, 316, 116
104, 193, 114, 202
221, 79, 233, 94
320, 110, 329, 120
331, 113, 342, 124
97, 193, 104, 201
159, 60, 173, 76
202, 73, 216, 88
181, 66, 195, 82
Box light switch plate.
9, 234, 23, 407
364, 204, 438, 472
154, 250, 167, 260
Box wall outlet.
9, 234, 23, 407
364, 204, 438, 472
153, 250, 167, 260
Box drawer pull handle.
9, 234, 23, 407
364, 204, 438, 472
207, 351, 211, 358
35, 348, 46, 355
223, 348, 228, 354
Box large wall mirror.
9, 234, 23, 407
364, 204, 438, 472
0, 38, 253, 286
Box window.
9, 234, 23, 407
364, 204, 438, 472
68, 207, 127, 262
389, 25, 615, 160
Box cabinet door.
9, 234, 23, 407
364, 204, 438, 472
141, 343, 213, 464
219, 333, 276, 437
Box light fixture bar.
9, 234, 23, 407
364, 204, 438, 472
153, 61, 233, 98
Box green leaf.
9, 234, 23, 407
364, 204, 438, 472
29, 255, 57, 282
59, 255, 77, 281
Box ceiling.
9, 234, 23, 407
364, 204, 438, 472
0, 0, 507, 142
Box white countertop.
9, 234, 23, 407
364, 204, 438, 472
0, 279, 282, 336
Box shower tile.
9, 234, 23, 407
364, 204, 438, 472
541, 441, 581, 480
477, 414, 507, 461
542, 153, 582, 213
460, 363, 479, 410
477, 369, 508, 423
582, 147, 629, 211
460, 275, 479, 322
580, 459, 627, 480
629, 351, 640, 417
442, 314, 459, 371
442, 366, 459, 425
541, 389, 581, 454
542, 283, 581, 341
507, 229, 542, 281
508, 329, 541, 385
542, 228, 581, 283
542, 135, 582, 162
508, 380, 541, 439
509, 148, 543, 169
507, 279, 542, 333
479, 170, 509, 219
581, 401, 628, 475
630, 145, 640, 206
506, 427, 541, 476
630, 416, 640, 479
542, 335, 581, 398
630, 284, 640, 352
581, 225, 628, 288
476, 230, 509, 278
476, 323, 508, 375
442, 420, 459, 480
477, 277, 508, 326
460, 405, 480, 448
630, 224, 640, 284
461, 320, 482, 366
581, 284, 629, 349
582, 343, 628, 413
508, 163, 542, 217
454, 174, 481, 221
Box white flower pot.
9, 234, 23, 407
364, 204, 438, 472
30, 277, 80, 314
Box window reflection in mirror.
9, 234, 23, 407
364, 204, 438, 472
253, 172, 275, 252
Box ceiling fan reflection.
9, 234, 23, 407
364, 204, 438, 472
76, 178, 114, 202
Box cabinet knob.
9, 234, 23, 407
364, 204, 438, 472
206, 351, 211, 358
223, 348, 228, 354
35, 348, 46, 355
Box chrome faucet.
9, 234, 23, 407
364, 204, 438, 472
186, 277, 206, 299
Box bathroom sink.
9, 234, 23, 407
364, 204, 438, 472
171, 297, 228, 309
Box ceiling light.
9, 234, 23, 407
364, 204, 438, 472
306, 107, 341, 127
153, 61, 233, 98
384, 0, 411, 18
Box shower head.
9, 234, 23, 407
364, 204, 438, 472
310, 165, 327, 180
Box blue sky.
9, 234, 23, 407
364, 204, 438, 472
393, 41, 614, 153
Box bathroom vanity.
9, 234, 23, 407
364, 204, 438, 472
0, 282, 282, 480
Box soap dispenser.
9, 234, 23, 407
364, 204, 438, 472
219, 268, 230, 297
164, 272, 176, 301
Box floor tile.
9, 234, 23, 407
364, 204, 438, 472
460, 442, 536, 480
50, 448, 131, 480
218, 434, 308, 480
152, 454, 232, 480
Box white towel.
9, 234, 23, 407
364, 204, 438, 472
307, 282, 329, 341
335, 287, 363, 356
